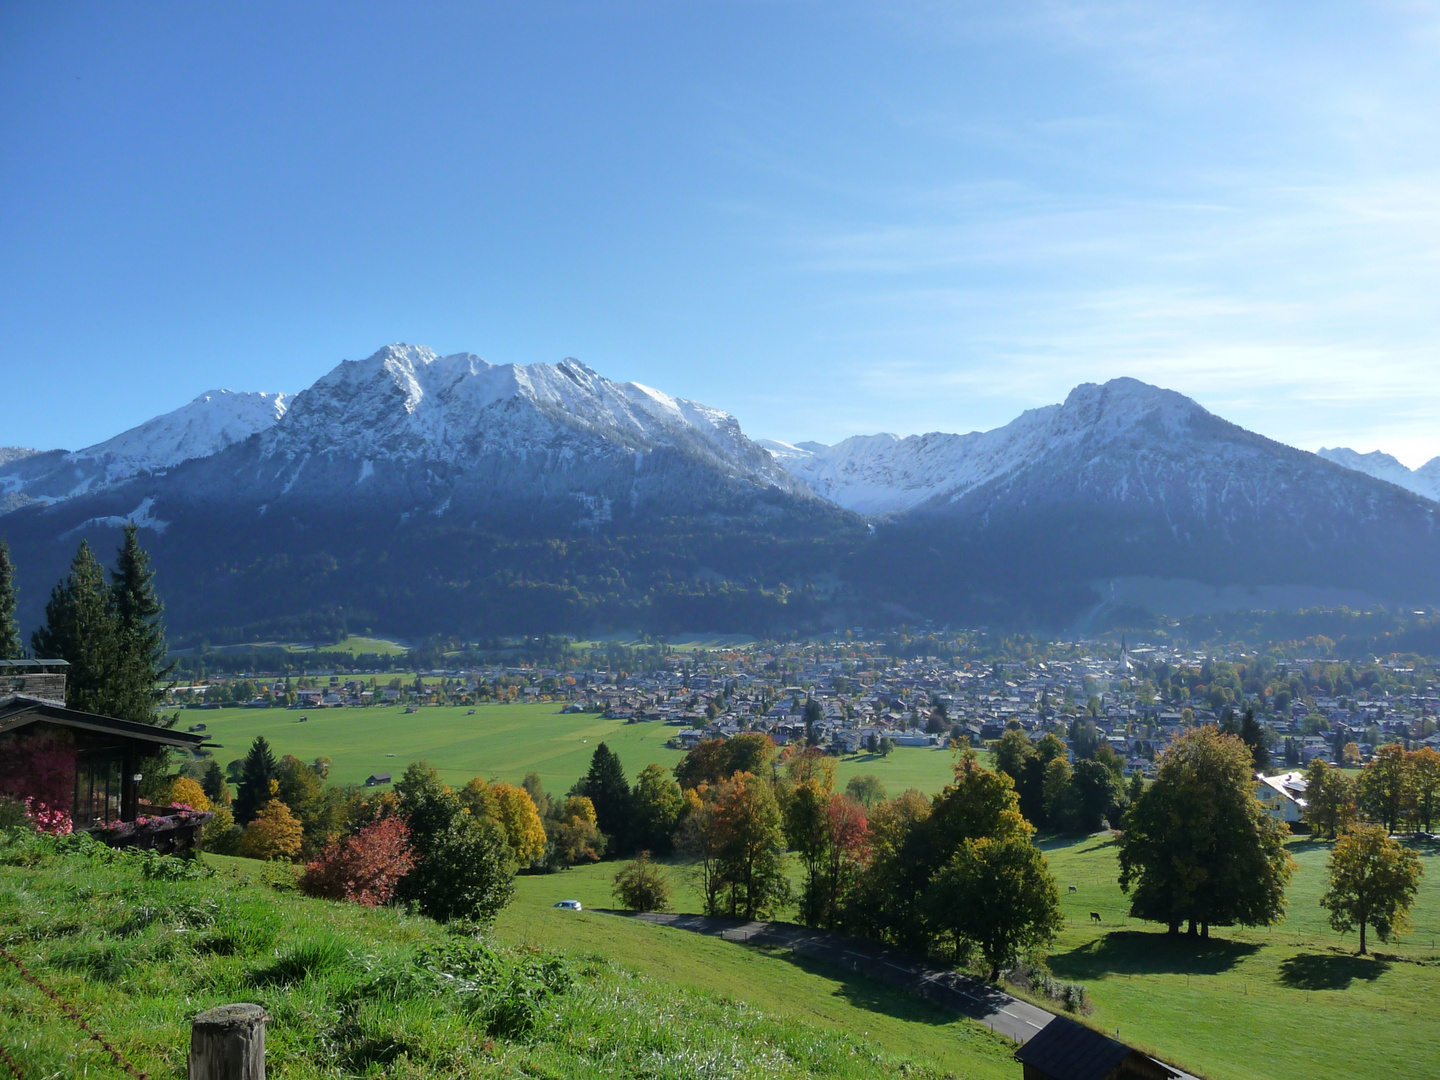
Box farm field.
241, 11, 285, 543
188, 702, 972, 796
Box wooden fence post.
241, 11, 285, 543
189, 1004, 266, 1080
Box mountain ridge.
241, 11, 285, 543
3, 350, 1439, 638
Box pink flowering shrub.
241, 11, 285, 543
24, 798, 73, 835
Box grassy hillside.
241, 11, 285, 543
189, 702, 970, 795
1038, 833, 1440, 1080
0, 833, 1016, 1080
489, 837, 1440, 1080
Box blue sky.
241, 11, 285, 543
4, 2, 1440, 463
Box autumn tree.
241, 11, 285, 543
1302, 758, 1356, 840
489, 782, 548, 866
1118, 726, 1294, 938
1321, 824, 1423, 954
675, 788, 726, 915
711, 771, 790, 919
549, 795, 606, 865
675, 733, 775, 789
238, 798, 304, 861
1357, 744, 1411, 834
300, 816, 417, 906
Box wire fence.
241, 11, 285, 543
0, 945, 150, 1080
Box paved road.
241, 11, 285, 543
615, 911, 1201, 1080
619, 912, 1054, 1044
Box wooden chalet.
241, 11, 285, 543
0, 660, 210, 849
1014, 1017, 1178, 1080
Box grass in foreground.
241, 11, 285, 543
0, 834, 1013, 1079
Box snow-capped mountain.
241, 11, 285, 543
82, 389, 288, 481
5, 358, 1440, 640
0, 389, 288, 510
190, 343, 802, 516
1317, 447, 1440, 502
766, 379, 1324, 517
258, 344, 787, 488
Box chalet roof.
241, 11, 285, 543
1015, 1017, 1176, 1080
0, 697, 206, 750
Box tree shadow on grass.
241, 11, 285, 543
1049, 931, 1261, 980
1277, 952, 1389, 991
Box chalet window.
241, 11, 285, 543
73, 750, 124, 829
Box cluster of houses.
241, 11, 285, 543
167, 639, 1440, 793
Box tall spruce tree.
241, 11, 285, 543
30, 541, 119, 714
0, 540, 21, 660
233, 735, 280, 825
110, 525, 171, 724
579, 742, 632, 853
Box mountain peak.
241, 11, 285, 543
1318, 446, 1440, 502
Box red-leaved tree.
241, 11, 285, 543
299, 816, 417, 906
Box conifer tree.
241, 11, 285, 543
234, 735, 280, 825
0, 540, 20, 660
579, 742, 632, 852
110, 525, 171, 724
30, 541, 119, 714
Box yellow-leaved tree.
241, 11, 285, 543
490, 782, 547, 865
169, 776, 212, 811
238, 798, 303, 860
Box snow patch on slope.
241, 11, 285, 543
60, 496, 170, 538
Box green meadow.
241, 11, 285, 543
371, 829, 1439, 1080
188, 702, 972, 795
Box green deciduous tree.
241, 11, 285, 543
1068, 758, 1122, 833
393, 761, 516, 924
923, 834, 1063, 979
612, 852, 673, 912
1118, 726, 1295, 938
631, 763, 684, 854
1409, 747, 1440, 836
1321, 824, 1423, 954
1302, 758, 1355, 840
1357, 744, 1411, 835
845, 774, 887, 808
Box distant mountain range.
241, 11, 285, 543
1315, 447, 1440, 502
3, 345, 1438, 640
